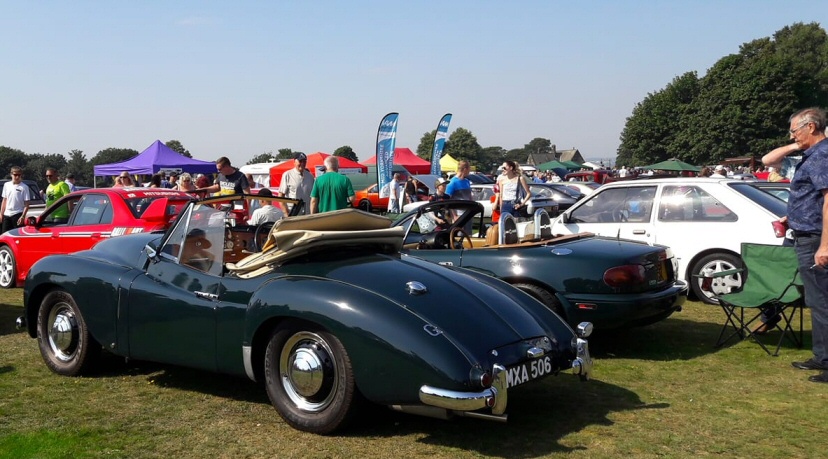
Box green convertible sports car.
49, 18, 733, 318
19, 194, 593, 434
393, 200, 688, 330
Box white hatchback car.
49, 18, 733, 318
550, 178, 787, 303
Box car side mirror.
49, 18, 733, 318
26, 216, 37, 226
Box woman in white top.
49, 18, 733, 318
495, 160, 531, 217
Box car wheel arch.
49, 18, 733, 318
510, 281, 567, 319
23, 283, 62, 338
685, 248, 743, 304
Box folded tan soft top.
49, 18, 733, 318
227, 209, 401, 278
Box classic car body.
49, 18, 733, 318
393, 200, 687, 330
20, 194, 592, 434
0, 187, 194, 288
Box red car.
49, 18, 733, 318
0, 187, 193, 288
353, 180, 433, 212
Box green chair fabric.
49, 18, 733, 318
714, 243, 804, 355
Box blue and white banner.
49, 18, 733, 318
376, 112, 398, 198
430, 113, 452, 176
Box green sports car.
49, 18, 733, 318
19, 194, 592, 434
393, 200, 688, 330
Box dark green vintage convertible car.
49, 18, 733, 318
393, 200, 688, 330
19, 194, 593, 434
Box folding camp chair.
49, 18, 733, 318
711, 243, 804, 356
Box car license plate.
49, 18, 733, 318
506, 356, 553, 388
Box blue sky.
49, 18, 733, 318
0, 2, 821, 167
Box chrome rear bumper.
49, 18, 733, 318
419, 363, 508, 415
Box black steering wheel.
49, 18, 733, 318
450, 227, 473, 249
250, 222, 275, 253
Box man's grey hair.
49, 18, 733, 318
790, 107, 827, 131
324, 155, 339, 171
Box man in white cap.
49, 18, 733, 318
710, 165, 726, 178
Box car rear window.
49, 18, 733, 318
728, 182, 788, 218
126, 196, 191, 219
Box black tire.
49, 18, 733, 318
36, 290, 100, 376
689, 252, 743, 305
0, 246, 17, 288
358, 200, 373, 213
514, 283, 565, 318
264, 321, 358, 434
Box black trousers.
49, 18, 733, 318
1, 212, 22, 234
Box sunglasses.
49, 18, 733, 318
45, 174, 54, 177
11, 173, 21, 176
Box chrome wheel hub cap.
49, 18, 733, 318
48, 305, 78, 361
280, 331, 337, 412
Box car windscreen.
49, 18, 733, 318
728, 182, 788, 218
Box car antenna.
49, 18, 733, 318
616, 227, 621, 240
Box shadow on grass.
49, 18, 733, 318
92, 355, 270, 405
0, 303, 25, 337
354, 377, 665, 456
588, 315, 732, 361
587, 310, 812, 361
85, 354, 661, 455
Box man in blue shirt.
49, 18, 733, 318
445, 160, 472, 200
763, 107, 828, 383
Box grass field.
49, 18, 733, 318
1, 287, 826, 459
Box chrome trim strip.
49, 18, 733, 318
242, 346, 256, 382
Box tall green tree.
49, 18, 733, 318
617, 71, 700, 166
24, 153, 68, 191
90, 148, 139, 166
618, 22, 828, 166
416, 130, 437, 160
247, 152, 277, 164
333, 145, 358, 162
165, 140, 191, 158
505, 148, 526, 164
444, 127, 482, 170
0, 146, 28, 179
276, 148, 296, 160
479, 146, 507, 174
524, 138, 553, 156
65, 149, 91, 186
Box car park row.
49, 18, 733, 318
11, 177, 789, 434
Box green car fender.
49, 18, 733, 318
243, 276, 480, 405
23, 253, 134, 350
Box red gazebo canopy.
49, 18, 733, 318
360, 147, 431, 174
269, 152, 367, 187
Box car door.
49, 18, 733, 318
553, 185, 657, 245
13, 195, 84, 276
53, 193, 116, 254
126, 204, 223, 371
651, 183, 739, 270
